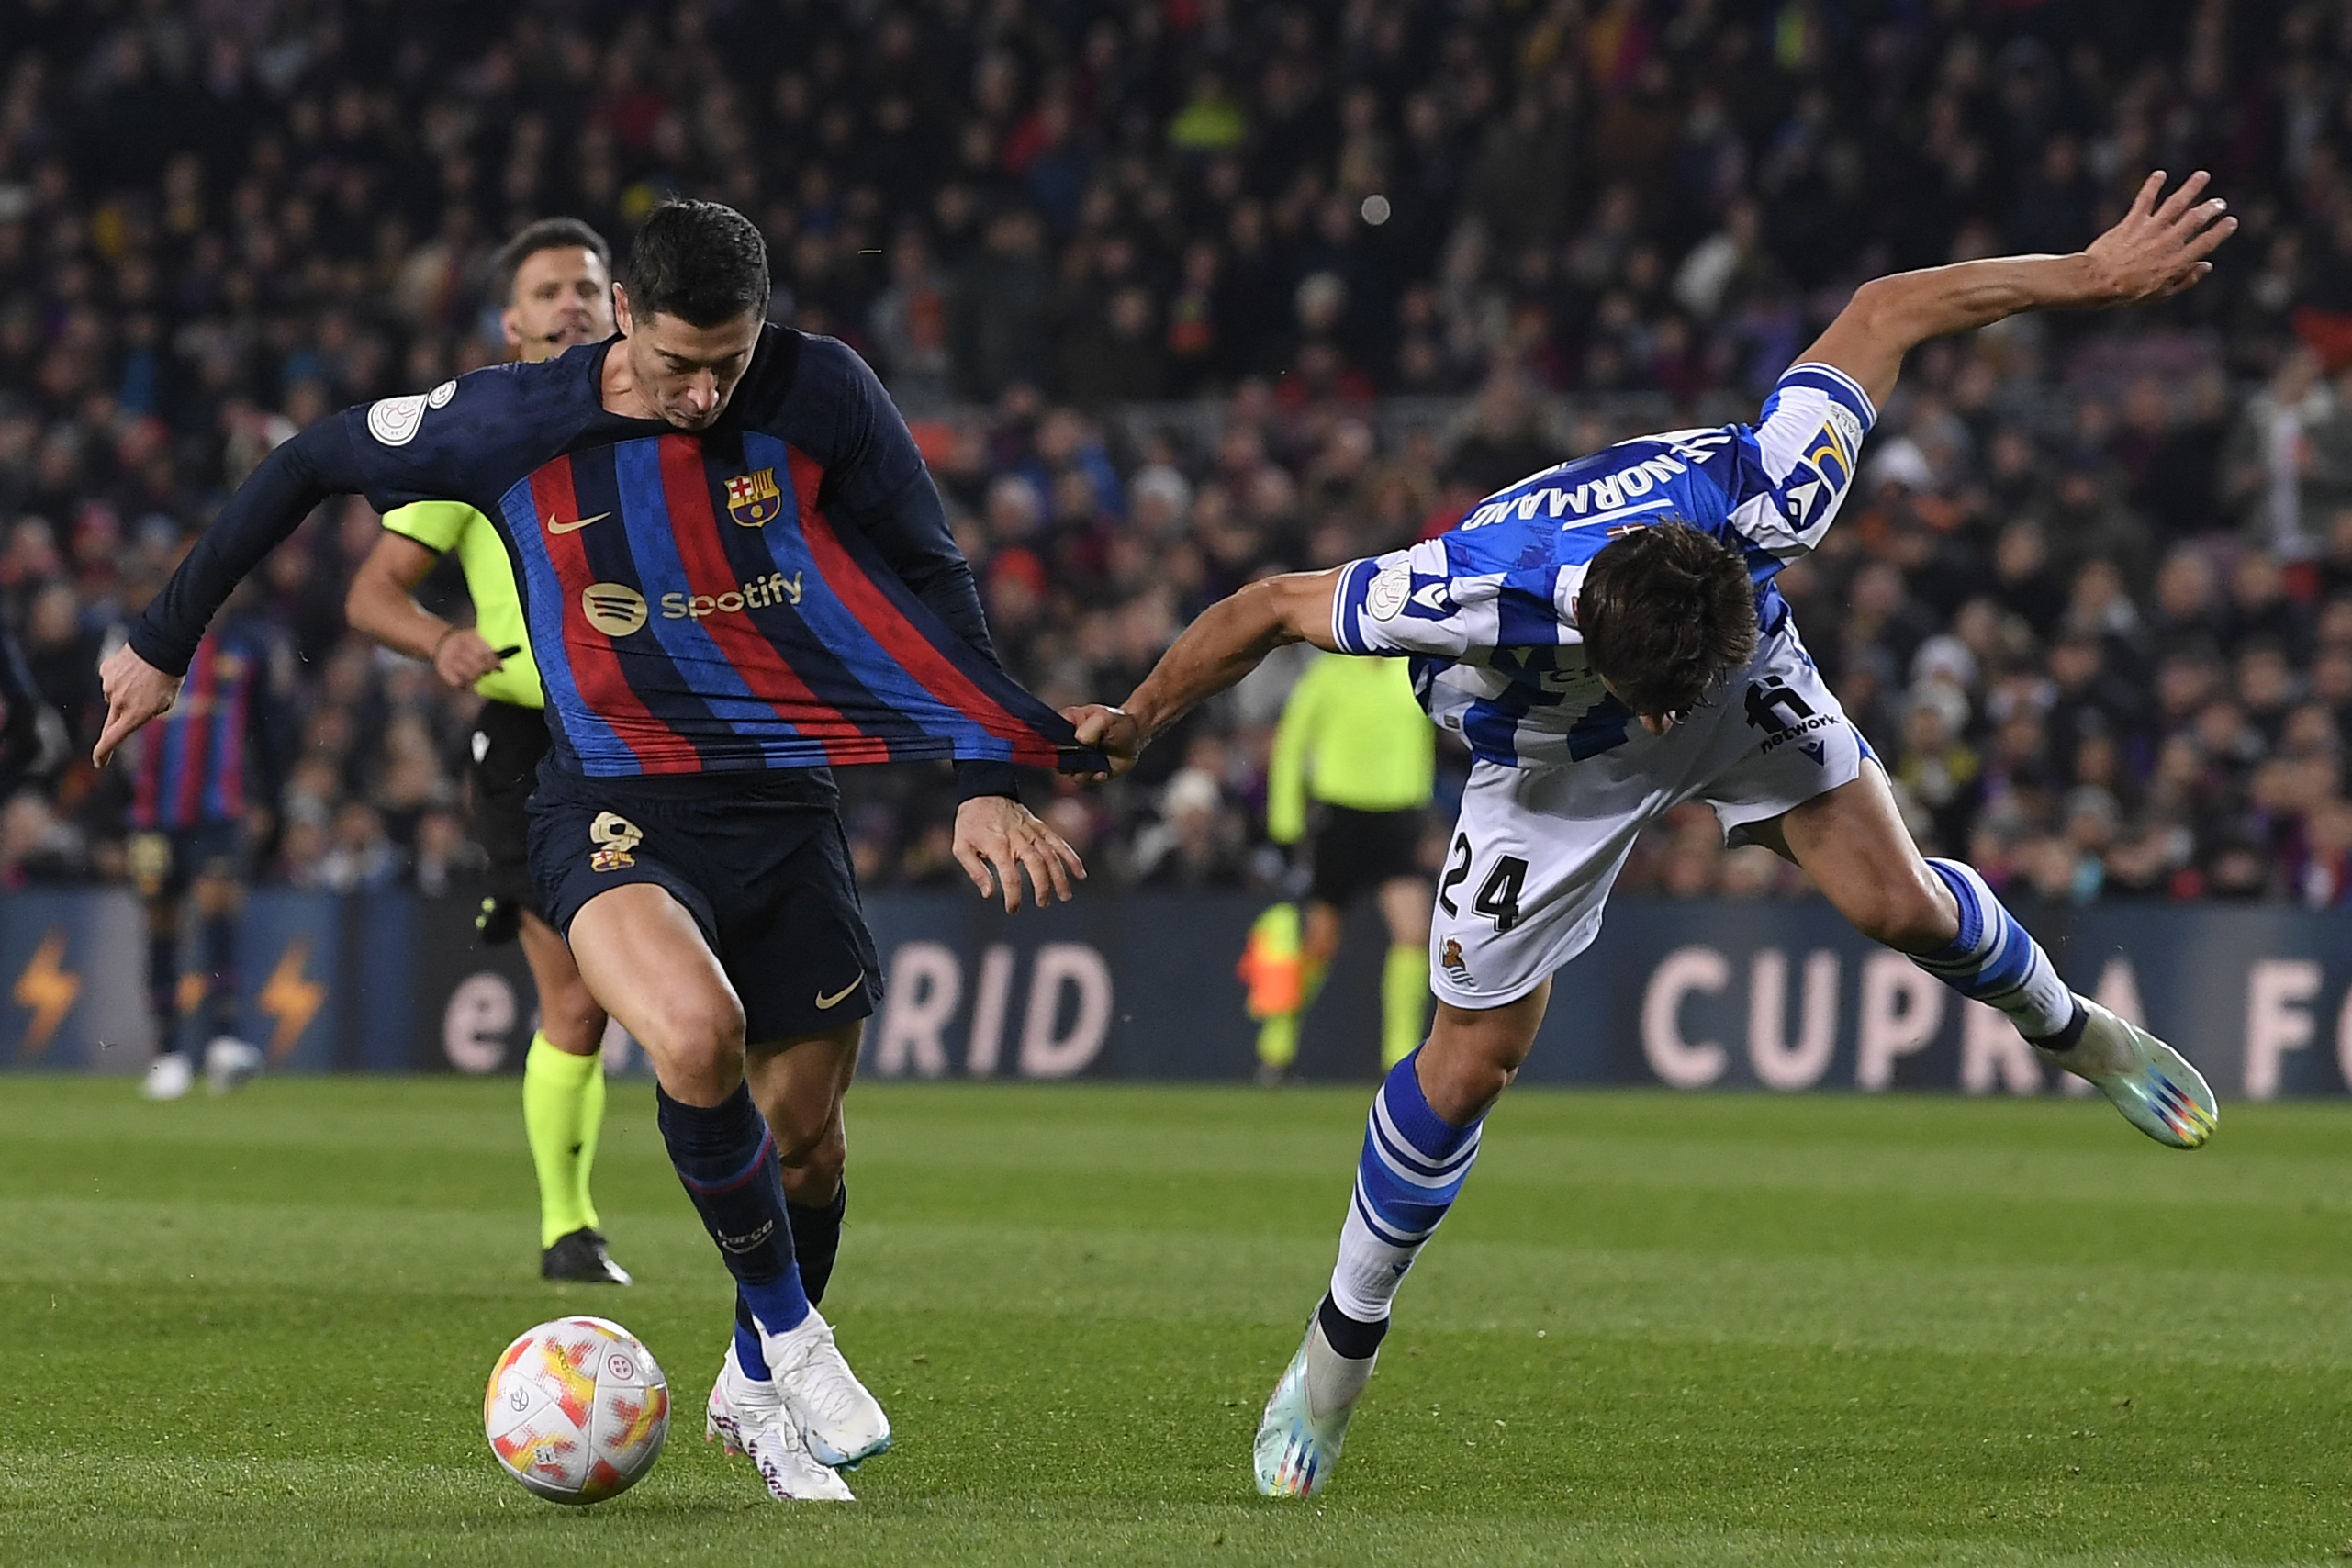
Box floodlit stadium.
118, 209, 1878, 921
3, 2, 2350, 1563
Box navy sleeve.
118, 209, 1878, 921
805, 338, 1020, 801
129, 412, 375, 676
129, 374, 502, 675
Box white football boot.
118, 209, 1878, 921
705, 1341, 855, 1501
2036, 997, 2218, 1149
141, 1053, 193, 1101
759, 1306, 891, 1467
1254, 1311, 1378, 1498
204, 1036, 264, 1094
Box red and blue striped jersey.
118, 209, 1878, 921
130, 328, 1096, 783
127, 619, 286, 830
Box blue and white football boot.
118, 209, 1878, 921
1254, 1312, 1377, 1498
2039, 997, 2218, 1149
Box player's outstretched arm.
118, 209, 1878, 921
1067, 568, 1344, 778
95, 417, 373, 765
1800, 169, 2235, 411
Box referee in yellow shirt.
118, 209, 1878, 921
343, 219, 629, 1283
1249, 652, 1437, 1079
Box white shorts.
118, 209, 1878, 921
1428, 621, 1868, 1008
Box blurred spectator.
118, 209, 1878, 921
0, 0, 2345, 910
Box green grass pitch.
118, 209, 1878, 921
4, 1077, 2351, 1566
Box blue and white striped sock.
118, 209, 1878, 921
1913, 858, 2082, 1044
1329, 1050, 1483, 1325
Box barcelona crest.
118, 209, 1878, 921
725, 467, 783, 528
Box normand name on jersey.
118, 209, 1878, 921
1459, 446, 1701, 532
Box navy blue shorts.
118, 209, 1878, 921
528, 768, 881, 1043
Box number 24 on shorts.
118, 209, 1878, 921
1437, 834, 1527, 933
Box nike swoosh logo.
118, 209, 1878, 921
544, 511, 611, 534
813, 973, 864, 1010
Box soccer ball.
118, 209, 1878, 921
484, 1316, 670, 1504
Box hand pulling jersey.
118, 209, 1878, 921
130, 327, 1096, 786
1328, 363, 1875, 767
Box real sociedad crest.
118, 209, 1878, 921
725, 467, 783, 527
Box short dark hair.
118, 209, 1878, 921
1578, 522, 1759, 719
493, 218, 611, 307
622, 200, 770, 328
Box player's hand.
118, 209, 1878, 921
2082, 170, 2236, 306
953, 795, 1087, 912
432, 628, 506, 689
93, 644, 182, 767
1062, 704, 1144, 781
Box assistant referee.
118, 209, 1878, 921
1254, 652, 1437, 1078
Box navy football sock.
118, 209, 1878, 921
655, 1083, 811, 1337
787, 1181, 847, 1307
146, 926, 180, 1055
200, 911, 239, 1036
732, 1181, 846, 1383
734, 1294, 769, 1379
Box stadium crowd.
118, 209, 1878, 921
4, 0, 2352, 907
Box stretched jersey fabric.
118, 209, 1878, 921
1330, 362, 1874, 768
1266, 654, 1435, 844
128, 618, 288, 831
380, 500, 543, 711
130, 329, 1097, 783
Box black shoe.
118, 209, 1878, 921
542, 1228, 633, 1284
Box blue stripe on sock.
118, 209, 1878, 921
1915, 858, 2059, 1019
1355, 1051, 1482, 1239
1369, 1111, 1476, 1182
1374, 1050, 1476, 1159
1973, 915, 2037, 994
1923, 858, 1986, 958
1352, 1182, 1424, 1247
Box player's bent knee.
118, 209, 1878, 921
636, 990, 746, 1070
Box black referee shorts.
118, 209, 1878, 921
469, 698, 552, 914
1305, 805, 1429, 909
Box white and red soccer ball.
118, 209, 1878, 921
484, 1316, 669, 1504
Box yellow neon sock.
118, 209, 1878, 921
574, 1042, 605, 1238
523, 1033, 602, 1249
1257, 1012, 1299, 1070
1381, 945, 1429, 1070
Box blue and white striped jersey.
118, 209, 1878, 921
1329, 363, 1874, 767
